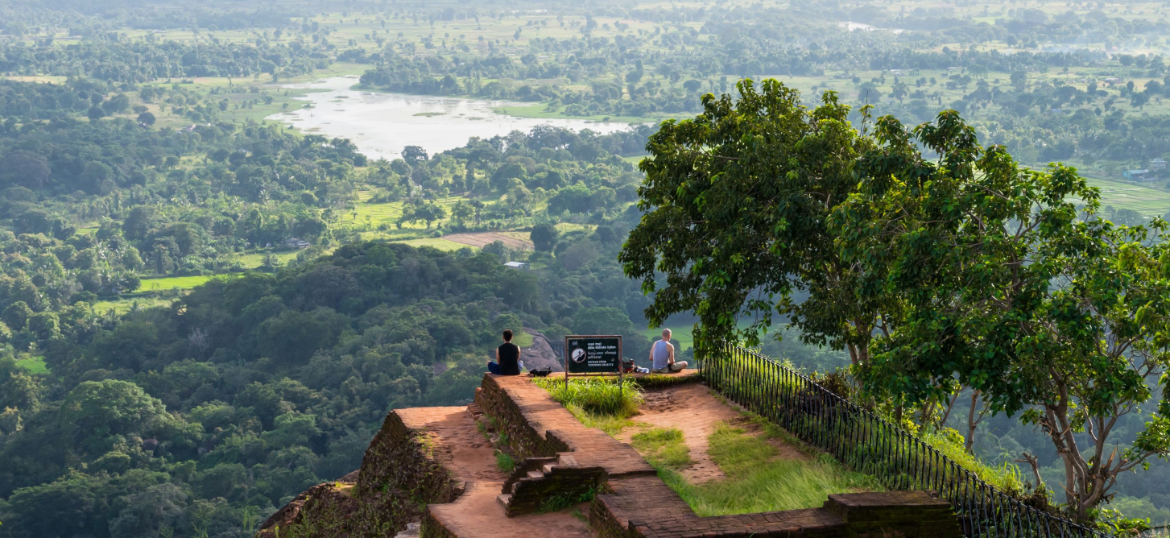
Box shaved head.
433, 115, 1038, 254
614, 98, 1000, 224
662, 329, 672, 339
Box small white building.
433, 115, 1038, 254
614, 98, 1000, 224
503, 261, 529, 270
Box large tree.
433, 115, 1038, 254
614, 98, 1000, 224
621, 80, 881, 362
835, 113, 1170, 522
621, 80, 1170, 521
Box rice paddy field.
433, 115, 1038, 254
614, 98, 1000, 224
1082, 177, 1170, 217
137, 274, 244, 292
92, 297, 174, 316
391, 237, 470, 251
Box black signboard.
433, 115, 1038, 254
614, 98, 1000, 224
564, 335, 622, 375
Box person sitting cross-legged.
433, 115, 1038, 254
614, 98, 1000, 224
649, 329, 688, 374
488, 329, 522, 375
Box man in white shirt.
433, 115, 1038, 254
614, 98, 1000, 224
649, 329, 688, 373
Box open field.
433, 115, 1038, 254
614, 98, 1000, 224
344, 194, 466, 232
235, 250, 305, 269
93, 297, 174, 316
1082, 177, 1170, 217
138, 274, 243, 292
391, 237, 469, 251
15, 356, 48, 375
445, 232, 533, 250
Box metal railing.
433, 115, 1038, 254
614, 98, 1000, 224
703, 344, 1106, 538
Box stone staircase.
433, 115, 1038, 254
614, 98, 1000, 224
497, 454, 606, 517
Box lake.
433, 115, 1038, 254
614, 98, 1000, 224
268, 76, 635, 161
838, 21, 906, 34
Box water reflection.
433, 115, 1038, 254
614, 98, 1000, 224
268, 76, 634, 161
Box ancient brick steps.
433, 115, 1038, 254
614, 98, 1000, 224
425, 481, 592, 538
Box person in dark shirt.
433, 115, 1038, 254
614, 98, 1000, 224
488, 329, 522, 375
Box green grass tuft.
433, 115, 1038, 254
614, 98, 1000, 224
920, 428, 1025, 494
533, 376, 642, 416
631, 427, 692, 469
561, 403, 635, 436
634, 373, 703, 389
495, 450, 516, 473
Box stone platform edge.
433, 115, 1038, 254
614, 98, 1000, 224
257, 372, 965, 537
255, 408, 463, 537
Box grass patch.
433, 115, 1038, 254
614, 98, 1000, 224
138, 274, 243, 291
16, 356, 48, 375
235, 250, 304, 269
920, 428, 1025, 494
713, 353, 1027, 496
634, 373, 703, 389
533, 376, 642, 435
533, 376, 642, 416
564, 407, 635, 436
390, 237, 469, 251
631, 428, 692, 470
92, 297, 173, 315
660, 422, 881, 517
495, 450, 516, 473
1079, 176, 1170, 218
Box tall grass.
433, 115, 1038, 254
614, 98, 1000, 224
659, 422, 881, 516
533, 377, 643, 416
920, 428, 1025, 494
533, 377, 643, 435
708, 348, 1026, 496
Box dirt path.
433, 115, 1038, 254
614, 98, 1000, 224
445, 232, 533, 250
619, 383, 808, 483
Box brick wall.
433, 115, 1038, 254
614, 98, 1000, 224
595, 475, 964, 538
474, 378, 570, 458
504, 464, 607, 516
255, 410, 463, 537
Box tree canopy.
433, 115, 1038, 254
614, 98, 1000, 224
622, 79, 1170, 523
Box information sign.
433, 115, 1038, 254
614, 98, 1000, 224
564, 335, 622, 374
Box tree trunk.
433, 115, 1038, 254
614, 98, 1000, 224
965, 390, 982, 453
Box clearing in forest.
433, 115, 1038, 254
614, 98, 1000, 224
444, 232, 534, 250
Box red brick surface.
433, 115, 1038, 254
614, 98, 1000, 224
470, 374, 964, 536
263, 372, 963, 537
479, 374, 657, 477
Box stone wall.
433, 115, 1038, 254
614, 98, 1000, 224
503, 462, 607, 516
826, 491, 965, 537
255, 410, 462, 537
420, 509, 460, 538
473, 377, 570, 458
595, 474, 964, 538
